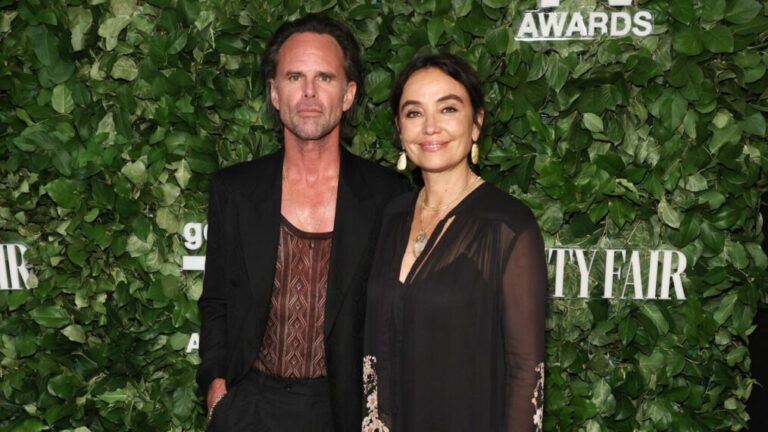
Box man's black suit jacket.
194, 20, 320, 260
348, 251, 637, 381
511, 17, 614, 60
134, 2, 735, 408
197, 148, 409, 432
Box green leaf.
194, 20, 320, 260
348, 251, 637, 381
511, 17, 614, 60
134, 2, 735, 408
427, 17, 445, 46
701, 25, 734, 53
683, 173, 707, 192
714, 292, 738, 324
608, 199, 636, 228
482, 0, 510, 8
618, 319, 637, 345
540, 204, 563, 233
51, 84, 74, 114
30, 305, 70, 328
98, 16, 131, 51
26, 26, 60, 66
156, 207, 180, 233
110, 56, 138, 81
713, 110, 732, 128
61, 324, 86, 343
745, 242, 768, 268
740, 112, 766, 136
591, 378, 616, 415
452, 0, 473, 16
484, 27, 509, 56
670, 0, 696, 24
111, 0, 138, 16
698, 192, 724, 211
126, 233, 154, 257
67, 7, 93, 51
364, 68, 392, 104
97, 389, 128, 403
640, 304, 669, 336
700, 222, 725, 252
582, 113, 604, 133
638, 348, 666, 374
12, 419, 43, 432
666, 350, 686, 376
672, 27, 703, 55
727, 346, 748, 366
658, 198, 682, 228
709, 124, 741, 153
546, 59, 570, 93
701, 0, 726, 21
46, 179, 81, 209
159, 183, 181, 206
175, 159, 192, 188
725, 240, 748, 269
725, 0, 762, 24
121, 160, 148, 186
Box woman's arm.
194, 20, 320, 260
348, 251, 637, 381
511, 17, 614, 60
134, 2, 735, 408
501, 222, 547, 432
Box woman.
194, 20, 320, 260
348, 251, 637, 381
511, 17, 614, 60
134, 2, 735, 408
362, 53, 547, 432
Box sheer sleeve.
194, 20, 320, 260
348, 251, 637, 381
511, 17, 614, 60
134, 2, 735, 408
500, 221, 547, 432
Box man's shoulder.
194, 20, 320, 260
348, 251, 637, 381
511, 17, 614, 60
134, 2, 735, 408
345, 151, 409, 192
348, 152, 399, 179
211, 152, 281, 188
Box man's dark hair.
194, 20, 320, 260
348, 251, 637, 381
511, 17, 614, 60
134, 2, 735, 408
390, 53, 485, 130
261, 14, 364, 140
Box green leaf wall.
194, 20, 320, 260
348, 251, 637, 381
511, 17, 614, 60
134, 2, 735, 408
1, 0, 767, 430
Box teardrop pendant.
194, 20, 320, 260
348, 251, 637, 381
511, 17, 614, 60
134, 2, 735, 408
413, 230, 427, 258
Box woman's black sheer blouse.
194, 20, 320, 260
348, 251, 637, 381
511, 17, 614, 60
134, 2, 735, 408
363, 182, 546, 432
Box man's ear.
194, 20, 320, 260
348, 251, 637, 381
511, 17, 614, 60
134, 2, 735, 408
342, 81, 357, 111
269, 79, 280, 111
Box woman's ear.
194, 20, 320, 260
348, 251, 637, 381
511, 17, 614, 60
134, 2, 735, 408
472, 109, 485, 142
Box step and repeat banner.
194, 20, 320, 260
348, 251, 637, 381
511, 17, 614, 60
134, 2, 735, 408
1, 0, 767, 431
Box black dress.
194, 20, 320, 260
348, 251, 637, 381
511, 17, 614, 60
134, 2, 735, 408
362, 182, 546, 432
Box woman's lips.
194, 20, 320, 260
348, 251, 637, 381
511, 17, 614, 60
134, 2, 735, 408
417, 141, 448, 152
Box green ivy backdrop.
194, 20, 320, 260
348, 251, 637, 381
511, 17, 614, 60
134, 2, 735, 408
1, 0, 767, 430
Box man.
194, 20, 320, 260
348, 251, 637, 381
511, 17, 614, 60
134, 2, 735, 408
196, 14, 408, 432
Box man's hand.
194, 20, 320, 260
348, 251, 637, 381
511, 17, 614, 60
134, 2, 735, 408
207, 378, 228, 412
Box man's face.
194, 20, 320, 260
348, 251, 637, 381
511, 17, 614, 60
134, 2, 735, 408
270, 32, 357, 142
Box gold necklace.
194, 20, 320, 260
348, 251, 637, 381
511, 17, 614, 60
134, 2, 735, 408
421, 175, 481, 212
413, 175, 481, 258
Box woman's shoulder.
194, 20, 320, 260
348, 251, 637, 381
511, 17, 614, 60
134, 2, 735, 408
471, 183, 539, 230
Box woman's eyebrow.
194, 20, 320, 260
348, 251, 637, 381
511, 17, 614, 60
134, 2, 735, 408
400, 99, 421, 110
400, 94, 464, 111
436, 94, 464, 103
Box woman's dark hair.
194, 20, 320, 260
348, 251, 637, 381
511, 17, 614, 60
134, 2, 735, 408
260, 14, 363, 139
390, 53, 485, 129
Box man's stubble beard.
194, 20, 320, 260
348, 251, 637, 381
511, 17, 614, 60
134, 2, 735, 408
282, 110, 344, 142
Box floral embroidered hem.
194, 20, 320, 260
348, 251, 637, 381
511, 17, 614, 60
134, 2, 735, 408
362, 355, 389, 432
532, 362, 544, 432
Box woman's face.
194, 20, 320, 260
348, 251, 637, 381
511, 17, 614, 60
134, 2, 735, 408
397, 68, 482, 174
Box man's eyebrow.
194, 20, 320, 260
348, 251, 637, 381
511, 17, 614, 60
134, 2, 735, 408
282, 70, 338, 78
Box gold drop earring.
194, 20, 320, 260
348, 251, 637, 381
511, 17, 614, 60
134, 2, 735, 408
397, 151, 407, 171
470, 142, 479, 164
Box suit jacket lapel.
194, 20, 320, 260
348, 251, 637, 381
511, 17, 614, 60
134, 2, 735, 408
239, 150, 283, 309
324, 149, 377, 336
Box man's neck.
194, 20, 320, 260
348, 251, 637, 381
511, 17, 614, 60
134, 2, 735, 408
282, 130, 341, 183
